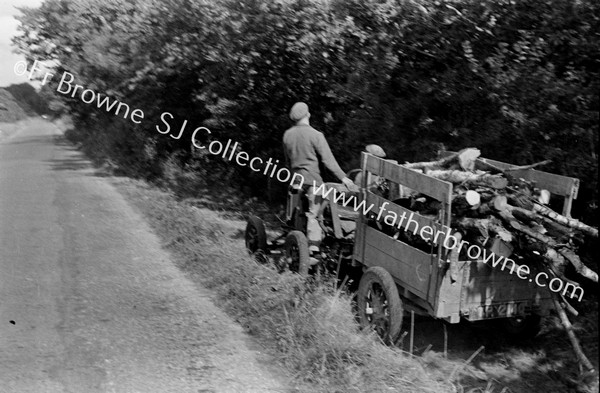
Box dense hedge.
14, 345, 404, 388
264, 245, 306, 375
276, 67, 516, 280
14, 0, 599, 222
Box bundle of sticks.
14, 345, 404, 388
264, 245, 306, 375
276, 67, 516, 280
403, 148, 597, 372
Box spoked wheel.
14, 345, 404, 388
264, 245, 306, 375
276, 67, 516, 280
285, 230, 310, 276
245, 216, 267, 260
357, 267, 404, 344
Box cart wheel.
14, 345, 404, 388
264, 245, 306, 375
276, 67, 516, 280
501, 315, 542, 339
285, 230, 310, 276
357, 266, 404, 343
245, 216, 267, 255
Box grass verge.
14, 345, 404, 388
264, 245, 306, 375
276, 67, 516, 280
112, 176, 456, 393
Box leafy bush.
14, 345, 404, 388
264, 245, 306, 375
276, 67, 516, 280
13, 0, 598, 222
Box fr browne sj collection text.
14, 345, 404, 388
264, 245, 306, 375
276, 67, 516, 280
14, 59, 305, 186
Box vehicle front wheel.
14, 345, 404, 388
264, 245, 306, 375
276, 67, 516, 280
285, 230, 310, 276
357, 266, 404, 344
245, 216, 267, 256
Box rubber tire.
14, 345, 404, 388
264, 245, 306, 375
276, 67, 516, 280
357, 266, 404, 343
245, 216, 267, 254
285, 230, 310, 277
501, 315, 542, 340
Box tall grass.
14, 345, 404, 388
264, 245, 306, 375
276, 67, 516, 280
114, 177, 455, 393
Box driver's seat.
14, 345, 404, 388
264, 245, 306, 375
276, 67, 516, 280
317, 183, 360, 238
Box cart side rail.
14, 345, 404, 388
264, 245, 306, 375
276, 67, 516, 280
363, 153, 453, 205
440, 151, 579, 216
364, 191, 437, 234
355, 153, 455, 312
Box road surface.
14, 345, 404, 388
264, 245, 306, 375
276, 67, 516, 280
0, 118, 289, 392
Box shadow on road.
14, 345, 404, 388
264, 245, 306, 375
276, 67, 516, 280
46, 156, 91, 171
44, 135, 94, 172
2, 135, 56, 146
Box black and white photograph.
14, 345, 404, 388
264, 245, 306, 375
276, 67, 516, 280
0, 0, 598, 392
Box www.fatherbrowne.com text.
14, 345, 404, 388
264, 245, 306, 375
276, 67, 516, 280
310, 182, 584, 302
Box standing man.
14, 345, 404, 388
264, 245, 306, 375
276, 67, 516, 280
283, 102, 358, 251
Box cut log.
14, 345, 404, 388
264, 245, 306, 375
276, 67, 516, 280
456, 149, 481, 171
472, 195, 508, 216
519, 236, 571, 283
426, 169, 508, 189
476, 158, 551, 174
492, 195, 508, 211
465, 190, 481, 206
498, 213, 598, 283
559, 293, 579, 317
504, 159, 552, 172
533, 203, 598, 238
537, 189, 551, 205
504, 204, 546, 234
507, 192, 535, 210
551, 293, 595, 373
452, 191, 482, 215
541, 218, 575, 243
559, 247, 598, 283
474, 158, 505, 174
405, 148, 481, 171
507, 205, 540, 225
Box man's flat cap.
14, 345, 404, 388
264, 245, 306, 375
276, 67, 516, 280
289, 102, 309, 121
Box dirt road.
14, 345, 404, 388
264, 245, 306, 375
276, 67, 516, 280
0, 118, 289, 392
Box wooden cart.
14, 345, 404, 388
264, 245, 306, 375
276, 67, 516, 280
351, 152, 580, 342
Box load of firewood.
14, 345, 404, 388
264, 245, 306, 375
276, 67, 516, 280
403, 148, 597, 283
403, 148, 598, 372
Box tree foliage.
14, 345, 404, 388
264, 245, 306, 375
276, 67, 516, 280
13, 0, 599, 221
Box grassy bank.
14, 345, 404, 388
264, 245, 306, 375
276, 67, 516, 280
111, 176, 455, 393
